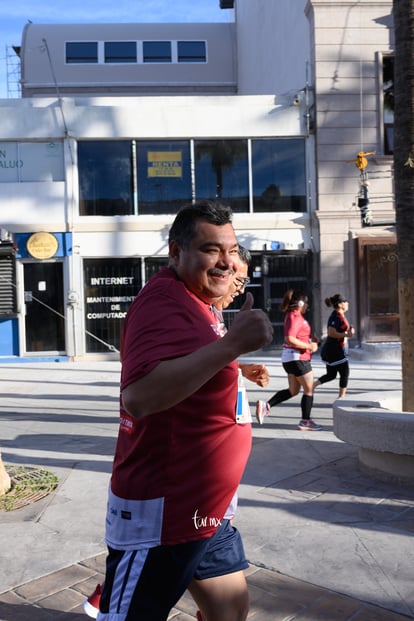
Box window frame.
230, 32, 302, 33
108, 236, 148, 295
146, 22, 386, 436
378, 51, 394, 156
104, 41, 137, 64
194, 138, 249, 212
251, 138, 307, 213
177, 40, 207, 63
65, 39, 208, 65
65, 41, 98, 64
77, 137, 308, 217
142, 41, 172, 63
77, 140, 135, 217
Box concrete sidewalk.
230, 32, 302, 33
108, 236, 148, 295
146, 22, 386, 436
0, 357, 413, 620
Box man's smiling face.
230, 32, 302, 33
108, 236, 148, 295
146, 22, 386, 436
170, 220, 240, 304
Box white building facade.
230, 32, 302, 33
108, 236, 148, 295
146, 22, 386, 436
0, 0, 395, 360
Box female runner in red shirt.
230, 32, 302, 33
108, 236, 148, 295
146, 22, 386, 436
256, 289, 322, 431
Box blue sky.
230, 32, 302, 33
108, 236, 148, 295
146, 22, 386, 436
0, 0, 233, 98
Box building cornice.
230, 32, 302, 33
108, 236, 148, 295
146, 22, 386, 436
306, 0, 392, 14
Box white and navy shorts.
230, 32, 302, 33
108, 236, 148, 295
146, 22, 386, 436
97, 519, 248, 620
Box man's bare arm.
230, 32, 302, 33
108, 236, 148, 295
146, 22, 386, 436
123, 293, 273, 417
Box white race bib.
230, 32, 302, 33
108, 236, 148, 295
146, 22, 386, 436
281, 347, 301, 363
236, 370, 252, 424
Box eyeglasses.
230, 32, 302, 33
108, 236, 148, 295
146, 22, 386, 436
234, 276, 251, 290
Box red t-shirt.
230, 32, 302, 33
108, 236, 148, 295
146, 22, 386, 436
282, 310, 312, 361
107, 267, 252, 547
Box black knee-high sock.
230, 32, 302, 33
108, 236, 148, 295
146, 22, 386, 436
301, 394, 313, 420
268, 388, 292, 408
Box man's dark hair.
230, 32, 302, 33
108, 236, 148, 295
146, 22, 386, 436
168, 200, 233, 249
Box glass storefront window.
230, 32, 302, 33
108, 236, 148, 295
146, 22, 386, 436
20, 142, 64, 182
252, 139, 306, 212
76, 137, 307, 216
0, 142, 64, 183
78, 141, 134, 216
194, 139, 249, 212
83, 258, 141, 353
137, 140, 192, 214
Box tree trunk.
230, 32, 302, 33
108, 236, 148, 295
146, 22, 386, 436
0, 452, 11, 496
393, 0, 414, 411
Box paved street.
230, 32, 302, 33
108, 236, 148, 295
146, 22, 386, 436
0, 355, 413, 620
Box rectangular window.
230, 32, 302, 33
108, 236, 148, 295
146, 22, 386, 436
143, 41, 172, 63
104, 41, 137, 63
83, 258, 141, 353
194, 139, 249, 212
251, 139, 306, 213
383, 54, 394, 155
19, 142, 64, 182
66, 42, 98, 64
78, 141, 134, 216
76, 138, 308, 217
137, 141, 192, 214
177, 41, 207, 63
0, 142, 64, 183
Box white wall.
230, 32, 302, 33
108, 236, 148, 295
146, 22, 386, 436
235, 0, 310, 96
21, 22, 237, 96
0, 94, 314, 250
0, 95, 307, 141
307, 0, 394, 339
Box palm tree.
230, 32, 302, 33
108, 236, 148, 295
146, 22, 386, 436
195, 139, 247, 199
393, 0, 414, 411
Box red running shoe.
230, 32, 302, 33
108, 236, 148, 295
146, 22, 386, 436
82, 583, 102, 618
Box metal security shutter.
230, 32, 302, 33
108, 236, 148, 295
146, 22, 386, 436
262, 251, 313, 346
0, 243, 17, 317
144, 257, 169, 282
223, 250, 313, 347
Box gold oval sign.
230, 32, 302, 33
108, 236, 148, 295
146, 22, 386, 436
26, 232, 59, 260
